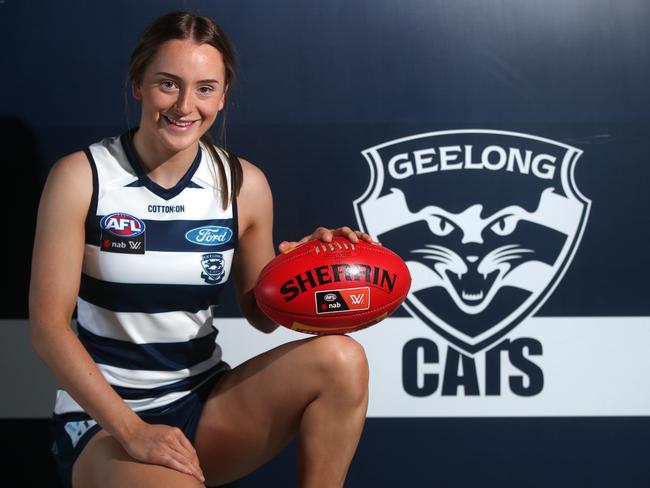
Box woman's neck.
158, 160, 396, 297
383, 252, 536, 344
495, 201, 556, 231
131, 129, 199, 189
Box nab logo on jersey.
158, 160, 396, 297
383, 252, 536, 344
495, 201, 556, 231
100, 212, 146, 255
354, 130, 591, 354
101, 213, 145, 237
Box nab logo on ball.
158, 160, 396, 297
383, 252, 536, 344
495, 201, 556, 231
354, 130, 590, 397
100, 212, 146, 254
315, 287, 370, 314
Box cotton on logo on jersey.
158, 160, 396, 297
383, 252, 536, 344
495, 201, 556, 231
354, 130, 591, 354
100, 212, 146, 254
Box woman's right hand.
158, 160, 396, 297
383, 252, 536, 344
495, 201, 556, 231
121, 421, 205, 483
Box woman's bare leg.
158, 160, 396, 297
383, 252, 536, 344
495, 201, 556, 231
72, 430, 204, 488
194, 334, 369, 488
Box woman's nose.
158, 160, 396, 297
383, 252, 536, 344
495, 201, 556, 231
174, 88, 192, 116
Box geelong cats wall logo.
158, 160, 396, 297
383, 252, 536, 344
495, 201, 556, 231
353, 130, 590, 353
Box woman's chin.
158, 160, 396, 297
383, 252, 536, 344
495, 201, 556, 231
156, 126, 203, 153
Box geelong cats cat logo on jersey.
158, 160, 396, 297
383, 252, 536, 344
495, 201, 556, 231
353, 130, 591, 353
201, 253, 226, 284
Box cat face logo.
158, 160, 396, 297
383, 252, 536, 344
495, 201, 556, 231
353, 130, 591, 353
200, 253, 225, 284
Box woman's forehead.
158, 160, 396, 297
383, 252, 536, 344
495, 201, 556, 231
147, 39, 225, 81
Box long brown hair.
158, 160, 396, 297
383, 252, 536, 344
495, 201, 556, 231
128, 11, 242, 209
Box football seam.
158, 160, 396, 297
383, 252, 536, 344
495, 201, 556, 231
258, 241, 402, 278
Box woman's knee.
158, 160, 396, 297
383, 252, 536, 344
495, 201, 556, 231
308, 335, 369, 400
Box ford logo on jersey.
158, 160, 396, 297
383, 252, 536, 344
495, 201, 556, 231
100, 213, 146, 237
185, 226, 233, 246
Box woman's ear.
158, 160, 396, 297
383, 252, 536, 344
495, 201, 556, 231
131, 82, 142, 101
218, 84, 229, 111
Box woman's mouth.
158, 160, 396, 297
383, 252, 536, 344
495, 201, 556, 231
162, 115, 198, 131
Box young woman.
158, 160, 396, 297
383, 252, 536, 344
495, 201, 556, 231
29, 11, 370, 488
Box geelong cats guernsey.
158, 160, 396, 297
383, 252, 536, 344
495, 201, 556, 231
53, 132, 236, 417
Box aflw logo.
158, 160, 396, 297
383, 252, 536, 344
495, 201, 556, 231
315, 287, 370, 314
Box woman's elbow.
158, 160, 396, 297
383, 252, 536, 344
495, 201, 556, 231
245, 310, 279, 334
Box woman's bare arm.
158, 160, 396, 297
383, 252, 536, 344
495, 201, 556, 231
28, 152, 204, 481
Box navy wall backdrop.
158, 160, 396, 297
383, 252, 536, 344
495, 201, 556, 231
2, 0, 649, 487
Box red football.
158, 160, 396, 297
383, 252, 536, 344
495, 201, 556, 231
254, 237, 411, 334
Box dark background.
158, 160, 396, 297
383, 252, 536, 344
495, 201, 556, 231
1, 0, 649, 486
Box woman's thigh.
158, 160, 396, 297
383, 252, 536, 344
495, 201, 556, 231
194, 334, 368, 485
72, 430, 204, 488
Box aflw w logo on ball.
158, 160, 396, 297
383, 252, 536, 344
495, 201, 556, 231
315, 287, 370, 314
354, 130, 591, 354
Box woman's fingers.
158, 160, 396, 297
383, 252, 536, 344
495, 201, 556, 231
278, 240, 297, 253
278, 227, 328, 253
163, 448, 204, 483
162, 452, 199, 479
331, 227, 378, 244
278, 226, 379, 253
175, 433, 204, 481
167, 429, 204, 482
124, 424, 205, 483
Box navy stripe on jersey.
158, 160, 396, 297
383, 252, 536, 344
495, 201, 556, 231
79, 273, 225, 313
121, 132, 201, 201
112, 363, 226, 400
84, 147, 100, 244
86, 217, 236, 252
124, 180, 204, 189
77, 322, 217, 371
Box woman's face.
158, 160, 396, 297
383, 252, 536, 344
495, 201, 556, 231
133, 39, 227, 155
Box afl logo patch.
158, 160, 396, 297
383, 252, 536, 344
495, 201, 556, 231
185, 226, 232, 246
100, 213, 145, 237
100, 212, 146, 254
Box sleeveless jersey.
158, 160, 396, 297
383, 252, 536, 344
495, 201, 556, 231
53, 132, 236, 416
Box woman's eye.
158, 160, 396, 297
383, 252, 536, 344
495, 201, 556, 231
198, 86, 214, 95
427, 215, 455, 237
490, 216, 517, 236
160, 80, 177, 90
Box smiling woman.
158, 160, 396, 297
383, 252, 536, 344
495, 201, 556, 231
127, 14, 238, 202
131, 41, 226, 175
28, 10, 372, 488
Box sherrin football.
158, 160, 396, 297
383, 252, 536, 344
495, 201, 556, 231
254, 237, 411, 334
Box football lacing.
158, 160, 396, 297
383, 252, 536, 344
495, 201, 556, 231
313, 240, 354, 254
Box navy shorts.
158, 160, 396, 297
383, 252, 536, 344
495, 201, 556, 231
50, 364, 229, 488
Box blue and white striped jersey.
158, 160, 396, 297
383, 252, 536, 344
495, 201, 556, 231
53, 132, 236, 416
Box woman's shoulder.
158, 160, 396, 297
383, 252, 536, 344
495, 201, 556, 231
238, 157, 271, 195
48, 151, 92, 184
43, 151, 93, 204
234, 157, 273, 229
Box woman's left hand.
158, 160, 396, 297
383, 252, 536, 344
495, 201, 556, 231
278, 226, 377, 253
